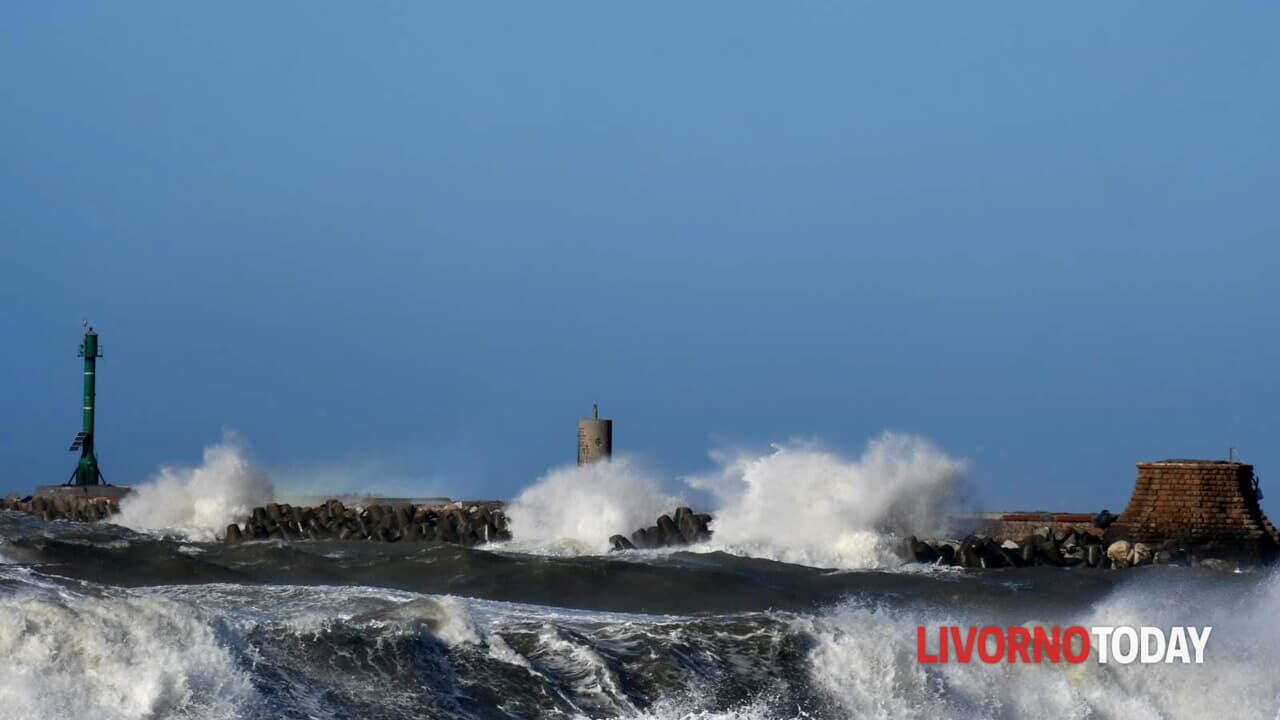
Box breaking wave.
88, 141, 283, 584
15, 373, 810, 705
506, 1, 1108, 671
502, 432, 968, 569
504, 457, 683, 555
116, 434, 272, 541
1, 560, 1276, 719
803, 568, 1280, 719
0, 585, 256, 720
688, 433, 969, 568
102, 428, 967, 570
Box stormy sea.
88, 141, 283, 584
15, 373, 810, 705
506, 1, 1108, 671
2, 434, 1278, 720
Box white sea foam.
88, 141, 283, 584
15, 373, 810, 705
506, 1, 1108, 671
504, 457, 683, 555
801, 570, 1280, 719
502, 432, 967, 569
5, 566, 1271, 720
687, 433, 969, 568
116, 433, 273, 541
0, 591, 257, 720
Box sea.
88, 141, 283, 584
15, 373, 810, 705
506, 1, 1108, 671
2, 434, 1278, 719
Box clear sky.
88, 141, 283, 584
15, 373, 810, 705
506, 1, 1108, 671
2, 3, 1277, 513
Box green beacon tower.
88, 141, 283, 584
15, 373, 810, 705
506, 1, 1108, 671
68, 323, 105, 485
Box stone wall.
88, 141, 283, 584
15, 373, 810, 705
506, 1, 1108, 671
1111, 461, 1279, 562
955, 512, 1101, 541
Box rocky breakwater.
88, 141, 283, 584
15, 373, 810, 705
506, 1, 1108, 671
906, 522, 1251, 571
609, 507, 713, 551
2, 493, 120, 522
223, 499, 511, 545
907, 527, 1130, 570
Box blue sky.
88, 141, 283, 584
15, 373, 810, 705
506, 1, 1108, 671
2, 3, 1277, 513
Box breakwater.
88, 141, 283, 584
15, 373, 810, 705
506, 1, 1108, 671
3, 493, 120, 522
223, 500, 511, 544
609, 507, 713, 550
907, 527, 1259, 570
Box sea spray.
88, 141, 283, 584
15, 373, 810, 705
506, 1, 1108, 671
500, 433, 967, 568
505, 457, 683, 554
3, 532, 1275, 719
117, 433, 273, 541
802, 569, 1280, 719
686, 432, 969, 568
0, 590, 257, 720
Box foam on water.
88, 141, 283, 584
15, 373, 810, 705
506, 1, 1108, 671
3, 561, 1274, 719
116, 433, 273, 541
687, 433, 968, 569
802, 569, 1280, 719
0, 587, 257, 720
104, 429, 963, 569
504, 457, 683, 555
501, 432, 967, 569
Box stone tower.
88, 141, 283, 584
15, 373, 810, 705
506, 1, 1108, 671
1111, 460, 1280, 562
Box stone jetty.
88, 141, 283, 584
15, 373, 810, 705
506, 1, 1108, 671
224, 500, 511, 545
905, 526, 1245, 570
906, 522, 1131, 570
911, 459, 1280, 570
609, 507, 713, 551
2, 493, 120, 522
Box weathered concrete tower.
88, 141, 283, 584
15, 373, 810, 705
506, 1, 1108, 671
577, 404, 612, 465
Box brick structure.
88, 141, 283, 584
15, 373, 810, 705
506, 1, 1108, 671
954, 512, 1099, 540
1112, 460, 1280, 562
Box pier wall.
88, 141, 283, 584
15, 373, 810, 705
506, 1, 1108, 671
1111, 461, 1280, 562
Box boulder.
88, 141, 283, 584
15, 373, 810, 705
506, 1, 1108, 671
656, 514, 682, 545
609, 534, 636, 551
1018, 537, 1037, 566
1107, 540, 1131, 569
1092, 509, 1118, 529
674, 507, 702, 544
1129, 542, 1153, 566
616, 510, 714, 551
996, 544, 1024, 568
907, 536, 939, 564
936, 544, 957, 566
957, 536, 983, 568
1085, 544, 1103, 568
631, 527, 654, 549
438, 515, 459, 543
1036, 537, 1067, 566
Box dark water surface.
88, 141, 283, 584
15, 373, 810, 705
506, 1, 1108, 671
1, 512, 1276, 720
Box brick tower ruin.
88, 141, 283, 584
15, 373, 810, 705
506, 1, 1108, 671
1112, 460, 1280, 563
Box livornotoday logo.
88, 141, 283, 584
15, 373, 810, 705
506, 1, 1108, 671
916, 626, 1212, 664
